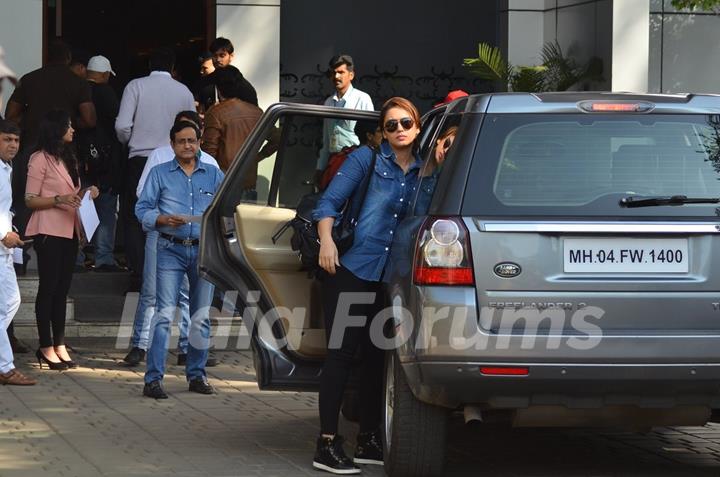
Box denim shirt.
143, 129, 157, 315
313, 142, 423, 282
135, 158, 224, 240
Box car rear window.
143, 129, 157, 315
463, 113, 720, 218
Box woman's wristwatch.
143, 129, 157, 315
54, 195, 61, 206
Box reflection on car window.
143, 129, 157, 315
461, 113, 720, 217
414, 118, 461, 216
492, 116, 720, 206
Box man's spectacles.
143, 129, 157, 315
175, 138, 199, 146
384, 117, 414, 133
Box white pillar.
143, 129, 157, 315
216, 0, 280, 111
0, 0, 43, 116
612, 0, 649, 93
506, 0, 547, 68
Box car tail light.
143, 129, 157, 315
413, 217, 474, 286
480, 367, 529, 376
578, 101, 654, 113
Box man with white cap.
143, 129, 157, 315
75, 55, 124, 271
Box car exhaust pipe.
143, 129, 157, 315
464, 405, 483, 424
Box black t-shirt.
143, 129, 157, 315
195, 70, 259, 111
8, 63, 92, 147
89, 81, 120, 142
75, 81, 122, 190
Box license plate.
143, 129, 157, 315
564, 238, 689, 273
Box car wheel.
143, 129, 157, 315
382, 352, 447, 477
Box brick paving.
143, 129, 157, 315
0, 339, 719, 476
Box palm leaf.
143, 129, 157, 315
462, 42, 510, 82
511, 66, 546, 92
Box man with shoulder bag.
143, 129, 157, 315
76, 55, 124, 272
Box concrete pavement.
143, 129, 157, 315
0, 339, 719, 477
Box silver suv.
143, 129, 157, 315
200, 93, 720, 477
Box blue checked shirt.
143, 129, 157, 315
316, 85, 374, 171
135, 158, 224, 240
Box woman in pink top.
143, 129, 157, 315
25, 110, 98, 370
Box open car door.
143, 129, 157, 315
200, 103, 380, 390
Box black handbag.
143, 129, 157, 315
272, 149, 377, 272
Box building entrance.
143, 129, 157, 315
44, 0, 215, 93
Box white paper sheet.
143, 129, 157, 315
78, 190, 100, 241
176, 214, 203, 224
12, 247, 23, 265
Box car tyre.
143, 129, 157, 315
382, 352, 447, 477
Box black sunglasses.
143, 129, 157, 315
442, 137, 454, 152
384, 117, 415, 133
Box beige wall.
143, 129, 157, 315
612, 0, 650, 92
0, 0, 43, 116
216, 0, 281, 111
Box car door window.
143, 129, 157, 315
413, 112, 464, 216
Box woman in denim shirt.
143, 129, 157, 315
311, 97, 423, 474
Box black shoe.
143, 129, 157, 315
188, 378, 215, 395
123, 347, 145, 367
313, 435, 360, 475
176, 353, 187, 366
35, 349, 69, 371
58, 357, 79, 369
354, 429, 383, 465
143, 380, 168, 399
9, 336, 30, 354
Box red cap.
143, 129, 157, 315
434, 89, 469, 108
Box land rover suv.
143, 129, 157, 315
200, 93, 720, 477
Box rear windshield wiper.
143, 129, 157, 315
619, 195, 720, 208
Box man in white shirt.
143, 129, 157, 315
115, 47, 196, 285
315, 54, 374, 186
0, 120, 36, 385
122, 111, 218, 368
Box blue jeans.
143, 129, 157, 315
94, 192, 118, 266
145, 238, 213, 383
76, 192, 118, 266
130, 231, 191, 351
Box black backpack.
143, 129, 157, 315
273, 149, 377, 274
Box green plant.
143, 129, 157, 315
671, 0, 720, 10
463, 41, 603, 92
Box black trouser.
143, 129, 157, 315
319, 267, 386, 435
34, 234, 78, 348
120, 156, 147, 278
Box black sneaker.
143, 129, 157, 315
143, 380, 168, 399
313, 435, 360, 475
353, 430, 383, 465
122, 347, 145, 367
188, 377, 215, 395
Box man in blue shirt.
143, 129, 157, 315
135, 121, 224, 399
314, 54, 374, 187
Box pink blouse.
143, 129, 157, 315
25, 151, 81, 239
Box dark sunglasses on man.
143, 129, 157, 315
384, 117, 414, 133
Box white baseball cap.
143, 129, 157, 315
87, 55, 116, 76
0, 46, 17, 82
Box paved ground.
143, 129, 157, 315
1, 339, 720, 477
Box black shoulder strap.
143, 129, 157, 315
347, 148, 377, 224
